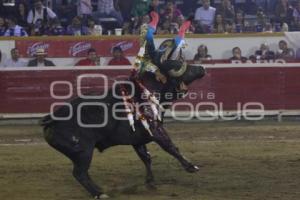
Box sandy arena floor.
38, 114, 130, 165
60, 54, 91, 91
0, 121, 300, 200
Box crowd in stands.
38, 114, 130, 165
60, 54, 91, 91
0, 46, 133, 67
0, 38, 297, 67
193, 39, 297, 63
1, 0, 300, 37
1, 0, 300, 67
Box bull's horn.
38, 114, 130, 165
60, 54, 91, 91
168, 62, 187, 77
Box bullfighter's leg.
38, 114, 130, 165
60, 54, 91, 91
169, 18, 192, 60
72, 147, 109, 199
133, 145, 156, 189
144, 10, 159, 60
152, 124, 199, 173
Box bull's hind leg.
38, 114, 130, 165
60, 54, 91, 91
72, 147, 109, 199
44, 128, 108, 198
133, 145, 156, 189
153, 125, 199, 173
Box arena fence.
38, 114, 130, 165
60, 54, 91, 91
1, 63, 300, 121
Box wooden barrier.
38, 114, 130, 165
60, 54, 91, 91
1, 64, 300, 118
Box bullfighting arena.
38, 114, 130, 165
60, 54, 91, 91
1, 121, 300, 200
2, 22, 300, 200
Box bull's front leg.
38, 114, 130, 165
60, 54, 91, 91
133, 145, 156, 189
152, 123, 199, 173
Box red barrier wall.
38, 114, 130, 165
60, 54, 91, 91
1, 65, 300, 114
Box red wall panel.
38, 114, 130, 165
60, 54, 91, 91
1, 66, 300, 114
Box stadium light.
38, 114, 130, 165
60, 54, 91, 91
3, 0, 15, 6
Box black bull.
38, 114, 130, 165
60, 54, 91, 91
41, 64, 205, 199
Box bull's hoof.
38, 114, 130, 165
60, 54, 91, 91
185, 164, 199, 173
146, 182, 157, 190
95, 194, 110, 199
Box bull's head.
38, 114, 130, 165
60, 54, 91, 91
160, 60, 205, 92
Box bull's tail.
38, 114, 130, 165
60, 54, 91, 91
38, 114, 55, 147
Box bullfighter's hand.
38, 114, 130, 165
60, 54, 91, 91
155, 70, 167, 84
177, 82, 188, 92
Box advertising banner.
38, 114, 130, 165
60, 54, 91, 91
15, 39, 140, 58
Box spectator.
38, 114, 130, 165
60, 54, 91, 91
151, 0, 160, 11
235, 10, 250, 33
264, 22, 273, 32
27, 0, 57, 26
276, 40, 295, 59
75, 48, 100, 66
275, 0, 290, 23
225, 20, 235, 33
159, 11, 180, 35
93, 0, 123, 27
27, 48, 55, 67
253, 43, 276, 60
118, 0, 135, 21
57, 0, 77, 27
77, 0, 93, 20
230, 47, 247, 62
214, 14, 225, 33
31, 18, 50, 36
256, 7, 267, 28
142, 13, 151, 24
122, 21, 133, 34
286, 1, 297, 27
194, 0, 216, 33
256, 0, 277, 15
87, 18, 100, 35
3, 48, 26, 67
293, 0, 300, 30
157, 18, 172, 34
174, 15, 195, 33
47, 18, 65, 36
132, 14, 150, 34
131, 0, 159, 30
175, 13, 184, 26
0, 16, 6, 36
108, 46, 131, 65
216, 0, 235, 22
4, 16, 28, 36
16, 2, 28, 29
161, 0, 184, 23
193, 44, 212, 63
170, 22, 180, 34
131, 0, 151, 18
66, 16, 89, 36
